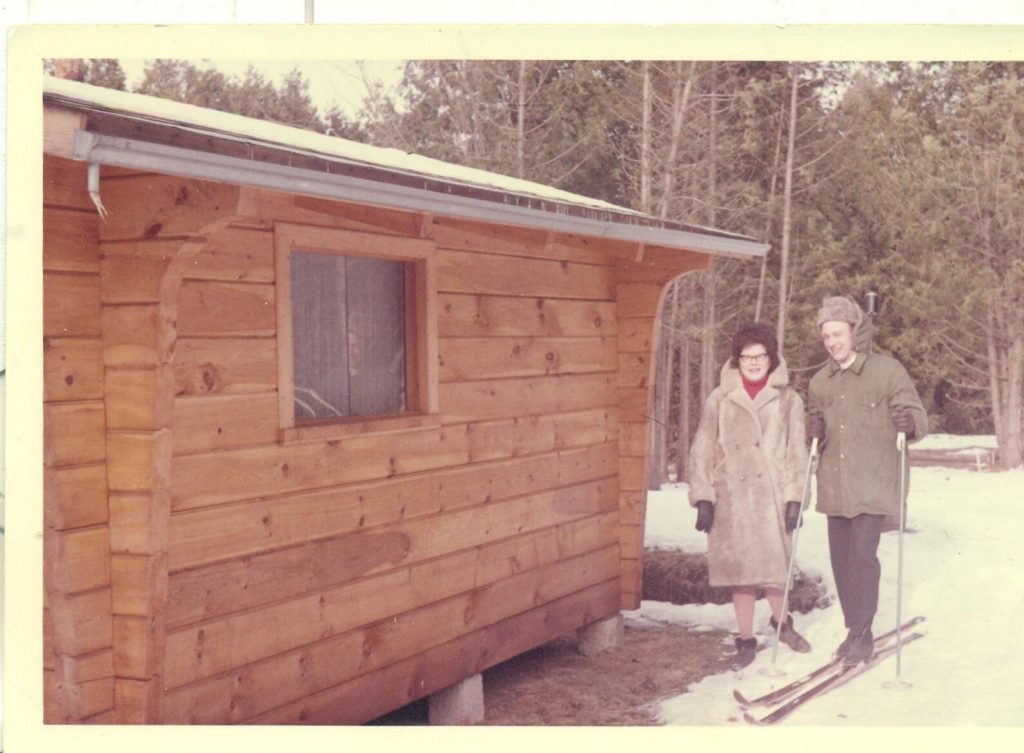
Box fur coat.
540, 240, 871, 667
688, 358, 809, 587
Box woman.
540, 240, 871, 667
688, 322, 812, 669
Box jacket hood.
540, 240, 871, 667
854, 315, 875, 352
817, 294, 875, 352
719, 355, 791, 392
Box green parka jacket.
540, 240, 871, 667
808, 351, 928, 518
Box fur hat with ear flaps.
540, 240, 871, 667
816, 295, 863, 330
816, 295, 873, 352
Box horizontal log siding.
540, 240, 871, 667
613, 248, 708, 608
165, 578, 621, 724
438, 294, 616, 338
42, 153, 716, 725
163, 485, 619, 689
239, 581, 618, 724
158, 196, 627, 724
168, 439, 617, 578
42, 155, 114, 722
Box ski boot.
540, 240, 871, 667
840, 626, 874, 666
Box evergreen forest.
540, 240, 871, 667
47, 58, 1024, 471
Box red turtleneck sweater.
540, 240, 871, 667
742, 374, 768, 401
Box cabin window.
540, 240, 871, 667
290, 251, 406, 420
275, 223, 438, 438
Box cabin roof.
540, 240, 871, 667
43, 76, 768, 258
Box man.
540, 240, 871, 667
807, 296, 928, 666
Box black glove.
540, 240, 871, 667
694, 500, 714, 533
785, 500, 802, 532
892, 409, 916, 439
807, 414, 827, 445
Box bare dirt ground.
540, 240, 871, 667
371, 551, 828, 725
480, 621, 736, 725
372, 620, 736, 725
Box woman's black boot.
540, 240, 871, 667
770, 614, 812, 653
731, 637, 758, 670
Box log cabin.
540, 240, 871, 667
41, 76, 767, 724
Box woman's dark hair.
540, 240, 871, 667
729, 321, 780, 374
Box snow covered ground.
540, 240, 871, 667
633, 434, 1024, 726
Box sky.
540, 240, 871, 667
641, 433, 1024, 729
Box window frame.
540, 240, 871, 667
274, 222, 438, 441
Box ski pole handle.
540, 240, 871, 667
896, 431, 906, 452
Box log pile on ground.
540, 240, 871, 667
909, 446, 997, 471
642, 549, 832, 613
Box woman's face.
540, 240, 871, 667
738, 343, 770, 382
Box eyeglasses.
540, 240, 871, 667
739, 353, 769, 364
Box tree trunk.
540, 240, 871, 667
659, 61, 697, 219
1000, 331, 1024, 469
679, 304, 693, 481
667, 279, 685, 468
973, 139, 1022, 470
776, 64, 799, 348
516, 60, 526, 179
640, 61, 652, 213
700, 66, 719, 403
987, 299, 1006, 451
755, 93, 786, 323
707, 63, 718, 229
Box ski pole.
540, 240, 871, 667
886, 430, 912, 689
864, 291, 878, 354
764, 436, 818, 675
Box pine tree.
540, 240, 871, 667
45, 58, 127, 89
883, 63, 1024, 465
131, 60, 364, 139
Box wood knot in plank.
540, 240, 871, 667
200, 364, 219, 392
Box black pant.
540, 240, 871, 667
827, 514, 885, 632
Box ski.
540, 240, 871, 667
742, 631, 925, 726
733, 615, 925, 709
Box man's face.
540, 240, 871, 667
820, 320, 855, 364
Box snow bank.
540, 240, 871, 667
637, 435, 1024, 726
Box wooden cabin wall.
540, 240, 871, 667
43, 155, 116, 722
83, 173, 625, 725
44, 140, 705, 723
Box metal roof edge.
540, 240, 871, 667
46, 78, 768, 259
